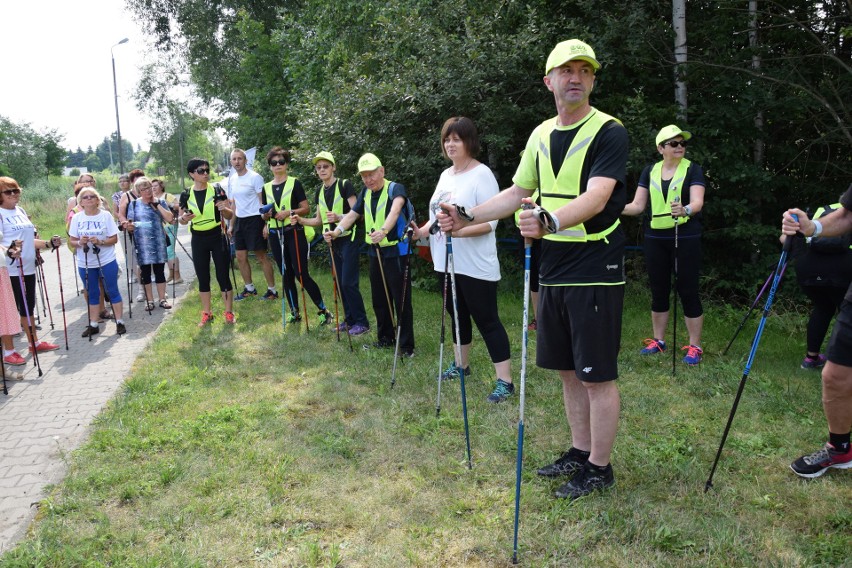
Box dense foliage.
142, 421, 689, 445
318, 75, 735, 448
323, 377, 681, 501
127, 0, 851, 300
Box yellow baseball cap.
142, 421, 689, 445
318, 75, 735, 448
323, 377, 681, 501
545, 39, 601, 75
357, 153, 382, 172
312, 151, 336, 166
655, 125, 692, 147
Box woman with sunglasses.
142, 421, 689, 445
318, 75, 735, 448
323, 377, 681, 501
68, 187, 126, 337
0, 177, 62, 356
623, 125, 706, 365
266, 148, 333, 326
178, 158, 235, 326
125, 177, 174, 310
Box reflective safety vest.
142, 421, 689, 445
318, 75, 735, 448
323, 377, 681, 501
319, 179, 355, 241
537, 109, 621, 243
649, 159, 692, 229
187, 184, 219, 233
808, 203, 852, 251
363, 179, 399, 248
263, 178, 296, 229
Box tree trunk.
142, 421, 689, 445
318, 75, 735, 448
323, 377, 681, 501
673, 0, 688, 121
749, 0, 765, 166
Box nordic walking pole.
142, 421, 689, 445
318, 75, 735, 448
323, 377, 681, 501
290, 217, 311, 331
91, 245, 118, 322
54, 247, 69, 350
374, 244, 396, 329
36, 252, 54, 330
123, 231, 132, 319
705, 219, 797, 492
82, 245, 93, 342
390, 228, 414, 388
1, 346, 7, 395
722, 264, 786, 356
512, 234, 533, 564
447, 232, 472, 469
72, 251, 80, 296
672, 198, 680, 376
328, 239, 353, 352
435, 237, 450, 417
16, 256, 42, 377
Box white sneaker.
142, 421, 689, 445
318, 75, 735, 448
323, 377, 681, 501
136, 292, 146, 302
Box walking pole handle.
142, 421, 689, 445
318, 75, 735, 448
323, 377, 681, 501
782, 213, 799, 253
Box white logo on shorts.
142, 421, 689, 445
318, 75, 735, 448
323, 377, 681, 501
583, 366, 593, 373
606, 264, 619, 270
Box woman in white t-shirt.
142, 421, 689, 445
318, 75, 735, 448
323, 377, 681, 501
412, 117, 513, 404
1, 176, 61, 361
68, 187, 126, 337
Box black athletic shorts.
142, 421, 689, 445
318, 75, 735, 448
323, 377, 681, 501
536, 285, 624, 382
233, 215, 267, 252
826, 300, 852, 367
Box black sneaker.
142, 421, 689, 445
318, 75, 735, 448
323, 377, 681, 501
363, 340, 394, 350
486, 379, 514, 403
235, 287, 258, 301
554, 462, 615, 499
790, 442, 852, 478
402, 349, 415, 358
81, 325, 100, 338
116, 322, 127, 335
536, 447, 590, 478
261, 289, 279, 300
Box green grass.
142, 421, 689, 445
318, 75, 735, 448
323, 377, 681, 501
2, 259, 849, 567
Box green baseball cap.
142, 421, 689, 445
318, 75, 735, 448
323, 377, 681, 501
545, 39, 601, 75
357, 153, 382, 172
312, 151, 336, 166
655, 125, 692, 147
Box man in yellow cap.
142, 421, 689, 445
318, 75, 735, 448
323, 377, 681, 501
324, 153, 415, 355
438, 39, 629, 499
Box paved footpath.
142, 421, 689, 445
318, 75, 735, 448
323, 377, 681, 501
0, 232, 197, 553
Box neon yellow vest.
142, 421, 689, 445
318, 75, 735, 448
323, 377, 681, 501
537, 109, 621, 242
810, 203, 851, 249
187, 184, 219, 233
263, 178, 296, 229
363, 180, 397, 248
319, 179, 355, 241
649, 159, 691, 229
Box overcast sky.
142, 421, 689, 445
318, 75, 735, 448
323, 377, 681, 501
1, 1, 153, 152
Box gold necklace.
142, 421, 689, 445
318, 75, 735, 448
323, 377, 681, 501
454, 158, 473, 175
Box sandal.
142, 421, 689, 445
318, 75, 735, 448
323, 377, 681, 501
159, 300, 172, 310
146, 301, 156, 311
99, 309, 114, 320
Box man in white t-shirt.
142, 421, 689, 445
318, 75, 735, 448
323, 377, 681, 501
226, 148, 277, 300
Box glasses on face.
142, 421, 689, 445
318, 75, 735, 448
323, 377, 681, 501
664, 140, 688, 148
1, 189, 22, 196
194, 168, 210, 175
138, 185, 153, 192
79, 179, 94, 185
315, 164, 332, 171
80, 195, 98, 201
269, 159, 288, 167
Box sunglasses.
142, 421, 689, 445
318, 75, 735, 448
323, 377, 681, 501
269, 159, 288, 167
664, 140, 688, 148
194, 168, 210, 175
1, 189, 22, 196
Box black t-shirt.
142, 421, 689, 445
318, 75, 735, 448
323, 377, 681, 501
539, 121, 629, 285
637, 162, 706, 238
353, 181, 409, 258
840, 187, 852, 301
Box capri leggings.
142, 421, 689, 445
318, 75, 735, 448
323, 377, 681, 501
644, 234, 703, 317
10, 273, 37, 317
78, 260, 123, 306
190, 229, 232, 293
140, 263, 167, 286
271, 227, 324, 312
441, 272, 511, 363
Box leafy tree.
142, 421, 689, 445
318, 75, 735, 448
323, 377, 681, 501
83, 153, 103, 173
41, 129, 66, 177
0, 115, 48, 185
66, 146, 86, 167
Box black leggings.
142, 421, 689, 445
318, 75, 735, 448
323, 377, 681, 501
140, 263, 166, 285
269, 228, 324, 313
440, 272, 511, 363
644, 234, 703, 317
190, 229, 232, 293
801, 285, 846, 353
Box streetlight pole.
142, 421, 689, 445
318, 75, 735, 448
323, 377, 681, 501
111, 38, 129, 174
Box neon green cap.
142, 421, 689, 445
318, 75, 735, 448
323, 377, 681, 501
545, 39, 601, 74
357, 153, 382, 172
312, 151, 336, 166
655, 125, 692, 147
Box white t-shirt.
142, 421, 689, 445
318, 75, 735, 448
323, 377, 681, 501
428, 164, 501, 281
227, 169, 265, 218
68, 210, 119, 269
0, 206, 36, 276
